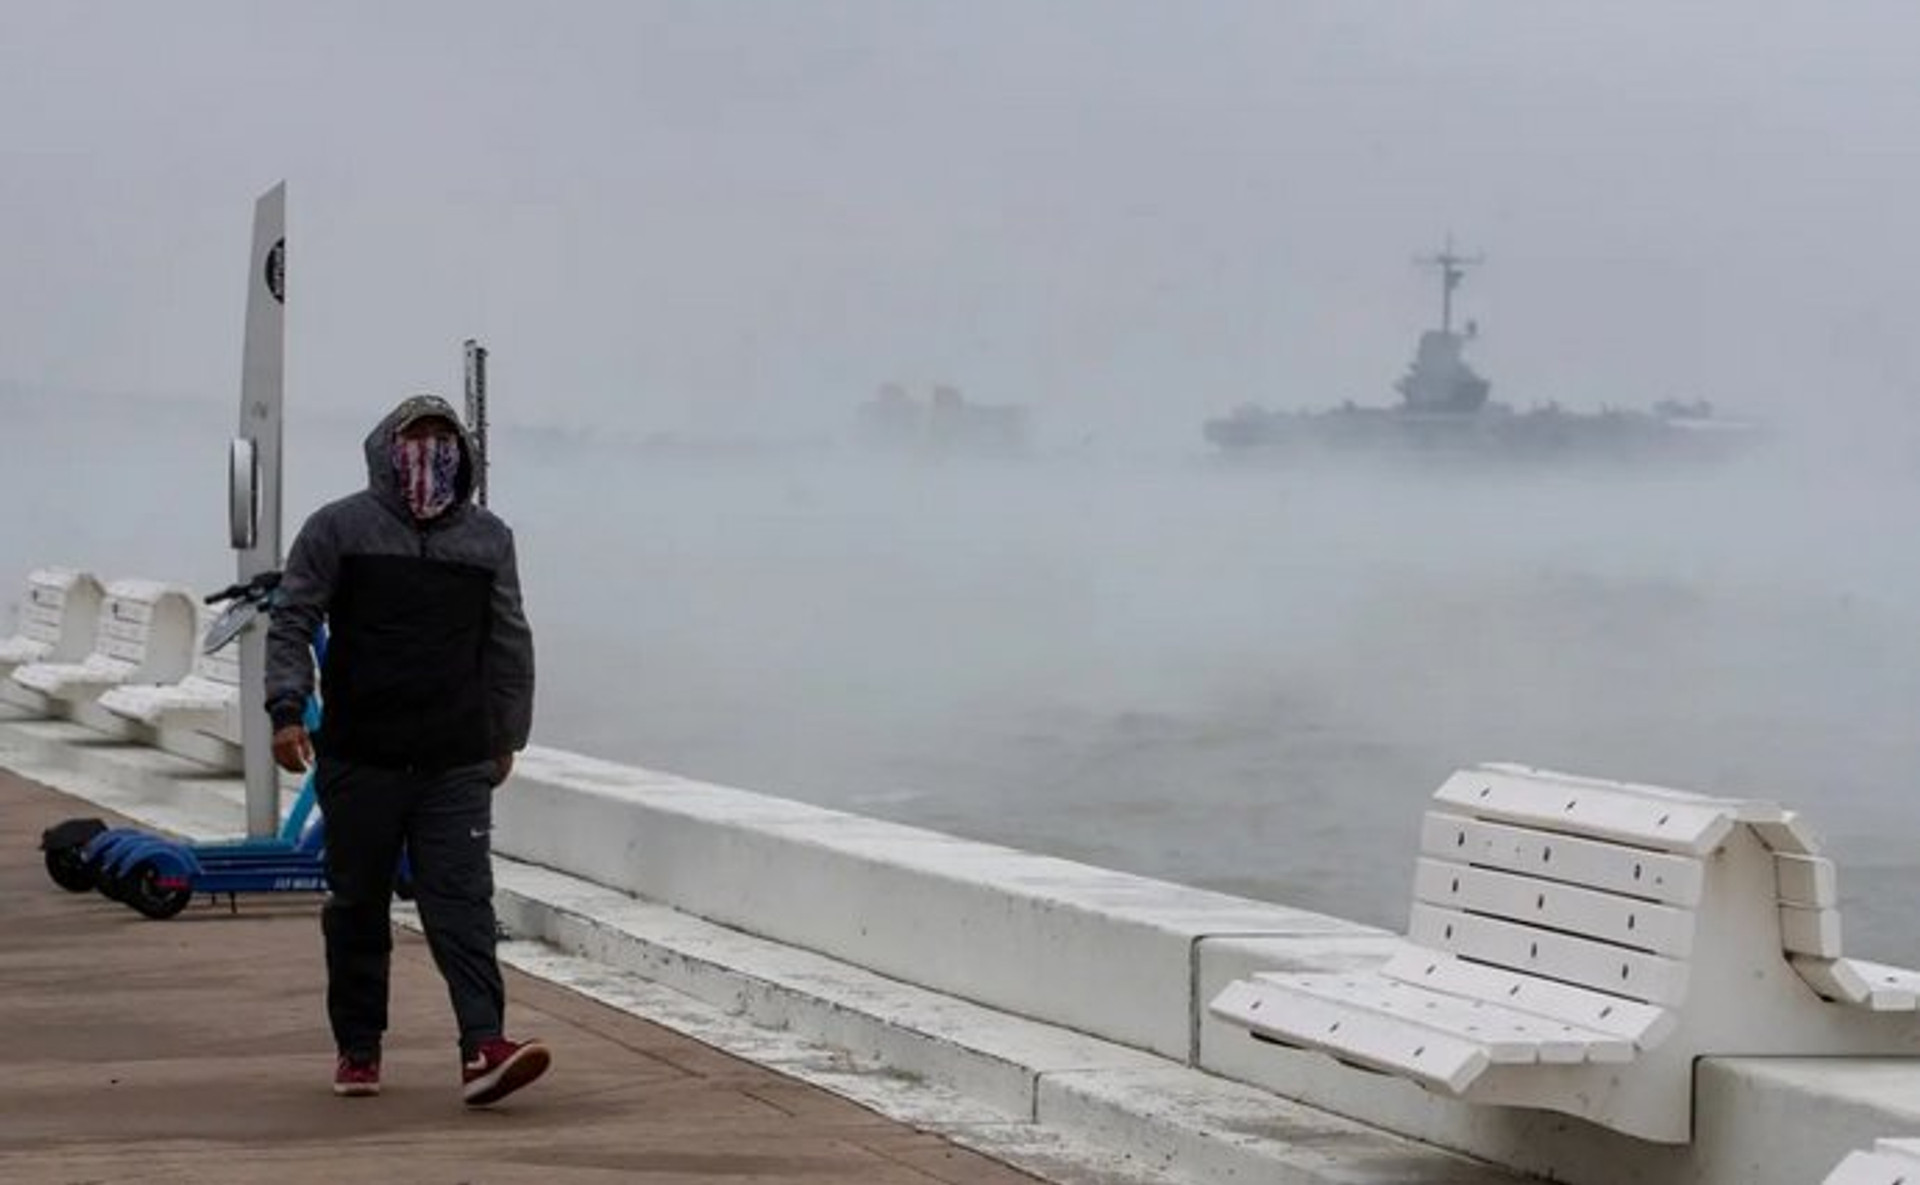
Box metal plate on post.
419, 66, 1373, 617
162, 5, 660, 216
228, 437, 258, 550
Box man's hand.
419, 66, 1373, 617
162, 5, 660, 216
273, 725, 314, 774
491, 752, 515, 787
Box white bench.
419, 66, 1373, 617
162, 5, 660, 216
10, 579, 197, 706
1824, 1138, 1920, 1184
1208, 763, 1920, 1143
0, 568, 104, 677
98, 605, 242, 745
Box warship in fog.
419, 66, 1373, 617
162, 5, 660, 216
1203, 243, 1763, 464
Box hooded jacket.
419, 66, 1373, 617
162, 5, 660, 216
265, 396, 535, 770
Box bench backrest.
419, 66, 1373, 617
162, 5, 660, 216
16, 568, 104, 660
95, 580, 197, 684
191, 606, 241, 686
1408, 766, 1726, 1008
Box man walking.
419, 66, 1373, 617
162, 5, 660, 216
266, 394, 547, 1105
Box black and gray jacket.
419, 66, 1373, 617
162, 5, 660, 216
265, 396, 535, 770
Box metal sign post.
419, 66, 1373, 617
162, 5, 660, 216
464, 339, 489, 508
232, 183, 286, 838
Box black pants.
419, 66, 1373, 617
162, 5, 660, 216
317, 757, 505, 1062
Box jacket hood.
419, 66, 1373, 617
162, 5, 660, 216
363, 394, 478, 518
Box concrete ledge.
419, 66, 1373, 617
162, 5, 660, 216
499, 745, 1378, 1061
486, 859, 1513, 1184
489, 860, 1171, 1120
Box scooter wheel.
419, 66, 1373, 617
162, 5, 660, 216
44, 847, 98, 893
96, 865, 129, 901
126, 861, 193, 920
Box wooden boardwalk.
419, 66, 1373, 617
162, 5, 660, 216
0, 768, 1042, 1184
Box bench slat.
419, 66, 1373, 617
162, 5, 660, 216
1435, 768, 1734, 854
198, 650, 241, 684
1383, 948, 1676, 1047
1251, 970, 1633, 1064
1210, 978, 1492, 1094
1780, 905, 1844, 958
1413, 857, 1696, 957
12, 656, 140, 697
1795, 957, 1920, 1012
0, 637, 53, 665
1775, 853, 1838, 907
1750, 812, 1824, 857
1479, 763, 1794, 820
1420, 812, 1703, 906
1791, 955, 1871, 1006
1849, 961, 1920, 1011
99, 682, 235, 723
1410, 903, 1691, 1006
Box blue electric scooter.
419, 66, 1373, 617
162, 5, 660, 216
40, 571, 406, 919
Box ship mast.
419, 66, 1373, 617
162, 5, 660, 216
1416, 235, 1483, 335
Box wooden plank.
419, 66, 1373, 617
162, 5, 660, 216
98, 636, 147, 663
1780, 905, 1844, 958
106, 597, 153, 626
1478, 764, 1796, 831
1434, 769, 1733, 855
1792, 955, 1871, 1006
1410, 903, 1690, 1006
1844, 959, 1920, 1011
201, 651, 242, 684
0, 638, 50, 664
1384, 948, 1674, 1048
1254, 970, 1631, 1064
1420, 812, 1703, 906
1413, 857, 1695, 957
1775, 853, 1838, 907
1209, 978, 1490, 1094
1751, 811, 1824, 856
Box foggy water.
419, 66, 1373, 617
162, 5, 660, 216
7, 397, 1920, 961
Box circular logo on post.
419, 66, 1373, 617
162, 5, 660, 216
264, 237, 286, 303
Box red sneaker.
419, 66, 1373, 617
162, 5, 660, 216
333, 1054, 381, 1097
461, 1037, 550, 1106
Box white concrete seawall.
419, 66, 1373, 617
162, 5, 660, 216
494, 746, 1384, 1063
6, 712, 1918, 1184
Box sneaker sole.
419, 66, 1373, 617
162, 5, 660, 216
463, 1043, 551, 1107
332, 1082, 381, 1098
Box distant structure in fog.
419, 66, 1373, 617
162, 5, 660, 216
1203, 239, 1767, 466
857, 382, 1029, 457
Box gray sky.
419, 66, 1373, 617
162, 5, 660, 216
5, 1, 1920, 447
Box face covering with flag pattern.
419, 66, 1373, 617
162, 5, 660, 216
391, 431, 463, 521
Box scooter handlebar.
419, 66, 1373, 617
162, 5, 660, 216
204, 570, 283, 606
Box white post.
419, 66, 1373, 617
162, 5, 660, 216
235, 183, 286, 839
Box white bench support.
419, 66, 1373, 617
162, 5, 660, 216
1824, 1138, 1920, 1184
1209, 764, 1920, 1142
0, 569, 105, 711
10, 580, 197, 736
